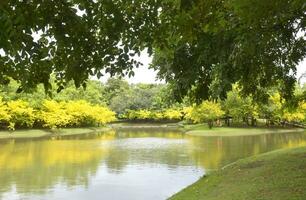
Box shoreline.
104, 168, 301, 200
0, 123, 304, 140
186, 127, 305, 137
169, 146, 306, 200
0, 127, 111, 140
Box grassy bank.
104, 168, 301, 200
169, 146, 306, 200
184, 124, 305, 136
0, 127, 111, 139
110, 122, 182, 129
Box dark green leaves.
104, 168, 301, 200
0, 0, 305, 103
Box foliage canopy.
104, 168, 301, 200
0, 0, 305, 101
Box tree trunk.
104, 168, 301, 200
208, 120, 213, 129
251, 117, 256, 127
226, 117, 230, 127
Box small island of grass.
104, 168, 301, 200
184, 124, 305, 137
169, 146, 306, 200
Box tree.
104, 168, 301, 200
0, 0, 305, 102
0, 78, 106, 106
189, 101, 224, 129
258, 93, 283, 125
151, 0, 306, 102
223, 86, 258, 126
0, 0, 158, 91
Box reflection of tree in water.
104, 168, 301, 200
104, 130, 195, 171
0, 132, 116, 195
0, 129, 305, 198
188, 132, 306, 170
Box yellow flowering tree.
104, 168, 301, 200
189, 101, 224, 129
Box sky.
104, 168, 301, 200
0, 48, 305, 84
98, 51, 163, 84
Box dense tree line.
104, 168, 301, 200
0, 78, 305, 129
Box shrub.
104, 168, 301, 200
39, 100, 72, 129
0, 98, 10, 126
6, 100, 35, 130
282, 101, 306, 123
39, 100, 116, 129
124, 108, 183, 121
163, 108, 183, 120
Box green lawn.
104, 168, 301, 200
0, 129, 51, 139
169, 146, 306, 200
51, 127, 110, 136
0, 127, 110, 139
184, 124, 305, 136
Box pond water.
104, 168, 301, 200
0, 128, 305, 200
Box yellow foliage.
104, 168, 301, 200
91, 105, 117, 124
0, 98, 116, 129
137, 110, 152, 119
150, 112, 164, 120
7, 100, 35, 129
182, 106, 193, 121
39, 100, 72, 128
125, 108, 183, 121
188, 101, 224, 123
282, 101, 306, 122
163, 108, 182, 120
40, 100, 116, 128
0, 97, 10, 123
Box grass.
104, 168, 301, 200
184, 124, 305, 136
0, 127, 110, 139
110, 122, 181, 129
51, 127, 110, 136
0, 129, 51, 139
169, 146, 306, 200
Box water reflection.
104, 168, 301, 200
188, 132, 306, 169
0, 129, 305, 200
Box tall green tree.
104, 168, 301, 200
151, 0, 306, 102
0, 0, 305, 102
223, 85, 258, 126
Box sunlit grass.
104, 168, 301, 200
0, 127, 110, 139
184, 124, 305, 136
169, 146, 306, 200
0, 129, 50, 139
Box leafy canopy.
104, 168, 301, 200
0, 0, 305, 101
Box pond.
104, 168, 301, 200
0, 128, 305, 200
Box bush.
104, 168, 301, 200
163, 108, 183, 120
0, 98, 116, 130
40, 100, 116, 129
282, 101, 306, 123
0, 98, 10, 127
39, 100, 73, 129
7, 100, 35, 130
124, 108, 183, 121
